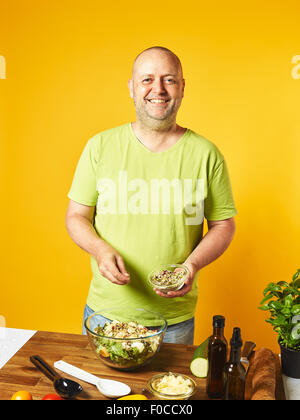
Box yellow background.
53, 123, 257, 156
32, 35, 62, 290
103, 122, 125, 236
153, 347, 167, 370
1, 0, 299, 353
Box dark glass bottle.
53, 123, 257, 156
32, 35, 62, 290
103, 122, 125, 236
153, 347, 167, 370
206, 315, 228, 398
223, 327, 246, 400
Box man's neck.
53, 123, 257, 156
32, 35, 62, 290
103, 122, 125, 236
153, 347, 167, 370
131, 121, 186, 153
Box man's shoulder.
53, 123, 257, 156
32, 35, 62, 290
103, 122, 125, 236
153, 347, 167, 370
85, 123, 129, 146
95, 123, 129, 138
186, 128, 222, 156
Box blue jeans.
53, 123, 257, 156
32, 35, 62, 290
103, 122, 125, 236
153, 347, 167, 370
82, 304, 194, 345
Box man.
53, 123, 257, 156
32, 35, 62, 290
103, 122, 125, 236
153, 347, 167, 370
66, 46, 237, 344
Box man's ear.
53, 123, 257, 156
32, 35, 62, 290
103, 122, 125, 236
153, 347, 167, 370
128, 79, 133, 98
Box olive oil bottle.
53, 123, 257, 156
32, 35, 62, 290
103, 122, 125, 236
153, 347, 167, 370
206, 315, 228, 398
223, 327, 246, 400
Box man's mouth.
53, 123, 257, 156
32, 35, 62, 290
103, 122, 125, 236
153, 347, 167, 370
146, 98, 170, 104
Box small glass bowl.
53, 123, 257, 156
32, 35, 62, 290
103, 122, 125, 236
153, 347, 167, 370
147, 372, 196, 400
148, 264, 190, 293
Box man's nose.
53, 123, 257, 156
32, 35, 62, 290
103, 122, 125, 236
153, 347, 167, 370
152, 78, 167, 94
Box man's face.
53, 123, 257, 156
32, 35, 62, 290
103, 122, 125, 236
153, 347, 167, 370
128, 50, 185, 129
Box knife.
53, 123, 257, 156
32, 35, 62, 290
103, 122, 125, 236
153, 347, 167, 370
241, 341, 256, 373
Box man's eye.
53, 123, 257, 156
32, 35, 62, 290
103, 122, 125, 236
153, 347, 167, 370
142, 78, 151, 83
166, 78, 175, 83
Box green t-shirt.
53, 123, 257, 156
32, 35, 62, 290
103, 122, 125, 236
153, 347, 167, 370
68, 123, 237, 325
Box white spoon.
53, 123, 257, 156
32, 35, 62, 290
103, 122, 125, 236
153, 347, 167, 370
54, 360, 131, 398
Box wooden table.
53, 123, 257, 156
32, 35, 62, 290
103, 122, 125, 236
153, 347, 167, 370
0, 331, 285, 400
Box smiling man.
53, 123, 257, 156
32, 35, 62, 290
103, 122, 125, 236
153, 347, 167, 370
66, 46, 237, 344
130, 48, 184, 130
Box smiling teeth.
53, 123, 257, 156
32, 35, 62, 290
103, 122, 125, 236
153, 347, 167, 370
149, 99, 168, 103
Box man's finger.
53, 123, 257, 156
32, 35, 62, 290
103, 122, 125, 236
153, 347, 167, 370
106, 259, 130, 284
155, 282, 191, 298
100, 265, 128, 285
116, 255, 130, 278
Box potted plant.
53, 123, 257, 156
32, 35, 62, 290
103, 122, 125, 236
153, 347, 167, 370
259, 268, 300, 378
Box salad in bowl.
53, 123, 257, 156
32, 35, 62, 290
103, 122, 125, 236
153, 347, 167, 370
84, 307, 167, 370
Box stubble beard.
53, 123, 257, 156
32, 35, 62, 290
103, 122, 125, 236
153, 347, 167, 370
133, 97, 179, 132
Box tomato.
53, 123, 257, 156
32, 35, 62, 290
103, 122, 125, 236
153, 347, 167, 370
11, 390, 33, 400
42, 393, 63, 400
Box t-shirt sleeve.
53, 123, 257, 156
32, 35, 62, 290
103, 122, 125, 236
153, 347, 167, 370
67, 136, 99, 206
204, 159, 237, 221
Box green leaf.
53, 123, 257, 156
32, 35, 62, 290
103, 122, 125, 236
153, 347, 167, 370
281, 307, 291, 316
272, 291, 284, 299
293, 279, 300, 289
260, 293, 273, 305
291, 304, 300, 315
263, 283, 274, 296
283, 287, 298, 296
284, 294, 294, 307
277, 281, 289, 287
269, 301, 283, 310
292, 269, 300, 282
263, 283, 282, 296
270, 314, 288, 326
258, 304, 270, 311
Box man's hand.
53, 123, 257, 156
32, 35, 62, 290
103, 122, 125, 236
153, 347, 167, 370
95, 242, 130, 286
153, 262, 197, 298
153, 217, 236, 298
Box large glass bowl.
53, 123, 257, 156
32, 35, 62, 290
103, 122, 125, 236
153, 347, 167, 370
84, 307, 167, 371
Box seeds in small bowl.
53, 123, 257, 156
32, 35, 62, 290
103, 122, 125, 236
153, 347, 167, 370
148, 264, 189, 292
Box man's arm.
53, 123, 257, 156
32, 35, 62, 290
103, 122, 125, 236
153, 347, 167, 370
185, 217, 236, 274
154, 217, 236, 298
65, 200, 130, 285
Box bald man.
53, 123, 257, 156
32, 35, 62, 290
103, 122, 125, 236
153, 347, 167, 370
66, 46, 237, 344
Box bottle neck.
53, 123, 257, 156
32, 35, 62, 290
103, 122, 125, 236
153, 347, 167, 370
213, 326, 224, 338
229, 346, 241, 363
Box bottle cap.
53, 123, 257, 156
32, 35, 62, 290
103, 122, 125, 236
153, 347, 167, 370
213, 315, 225, 327
230, 327, 243, 348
